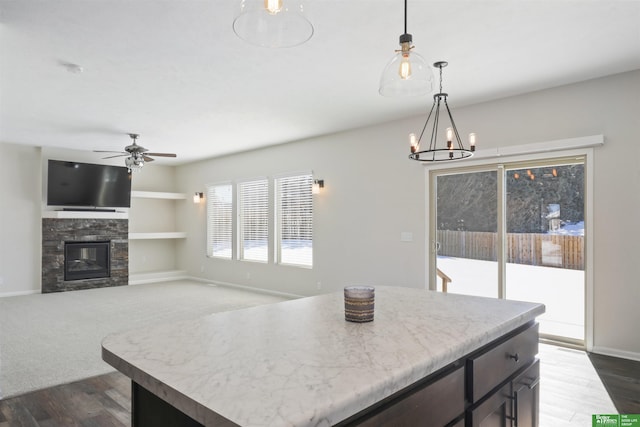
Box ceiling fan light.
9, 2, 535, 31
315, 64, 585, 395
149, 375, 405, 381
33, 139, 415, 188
379, 48, 434, 97
233, 0, 314, 48
98, 133, 175, 172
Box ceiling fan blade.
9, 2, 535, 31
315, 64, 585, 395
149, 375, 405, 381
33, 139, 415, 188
99, 133, 174, 164
145, 152, 177, 157
102, 154, 129, 159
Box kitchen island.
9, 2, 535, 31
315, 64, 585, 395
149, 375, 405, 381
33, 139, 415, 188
102, 286, 545, 426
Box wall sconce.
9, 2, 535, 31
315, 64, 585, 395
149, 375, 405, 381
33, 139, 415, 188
312, 179, 324, 195
193, 192, 204, 204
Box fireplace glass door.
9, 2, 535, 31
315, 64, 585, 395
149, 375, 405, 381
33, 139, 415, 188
64, 241, 111, 281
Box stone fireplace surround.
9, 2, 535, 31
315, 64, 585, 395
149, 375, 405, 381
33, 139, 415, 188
42, 217, 128, 293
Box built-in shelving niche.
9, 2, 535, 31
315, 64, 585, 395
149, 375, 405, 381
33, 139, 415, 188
128, 191, 188, 284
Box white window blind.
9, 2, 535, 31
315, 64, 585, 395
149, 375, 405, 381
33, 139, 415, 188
276, 174, 313, 267
206, 184, 233, 259
239, 179, 269, 262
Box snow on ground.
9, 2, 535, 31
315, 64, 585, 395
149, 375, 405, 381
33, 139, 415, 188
437, 256, 584, 340
548, 221, 584, 236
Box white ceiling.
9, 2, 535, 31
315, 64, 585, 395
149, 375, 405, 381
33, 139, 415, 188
1, 0, 639, 165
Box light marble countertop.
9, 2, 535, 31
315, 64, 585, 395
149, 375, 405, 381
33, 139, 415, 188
102, 286, 545, 427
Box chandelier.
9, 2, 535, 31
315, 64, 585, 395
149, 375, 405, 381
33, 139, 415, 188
409, 61, 476, 161
379, 0, 433, 97
232, 0, 314, 48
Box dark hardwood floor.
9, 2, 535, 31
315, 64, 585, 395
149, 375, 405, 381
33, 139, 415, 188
589, 352, 640, 414
0, 372, 130, 427
1, 349, 638, 427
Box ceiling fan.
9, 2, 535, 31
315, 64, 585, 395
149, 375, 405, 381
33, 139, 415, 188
95, 133, 176, 172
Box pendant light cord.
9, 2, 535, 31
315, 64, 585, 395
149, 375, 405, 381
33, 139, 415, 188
404, 0, 408, 34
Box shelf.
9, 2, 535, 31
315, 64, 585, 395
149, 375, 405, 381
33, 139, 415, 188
129, 232, 187, 240
42, 210, 128, 220
131, 191, 187, 200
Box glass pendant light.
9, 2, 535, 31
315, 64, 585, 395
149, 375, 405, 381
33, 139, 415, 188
379, 0, 434, 97
233, 0, 314, 48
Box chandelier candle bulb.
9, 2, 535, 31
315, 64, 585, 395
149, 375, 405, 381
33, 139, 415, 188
469, 133, 477, 151
409, 133, 418, 153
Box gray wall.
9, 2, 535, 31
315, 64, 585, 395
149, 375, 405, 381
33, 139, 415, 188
176, 70, 640, 359
0, 143, 42, 295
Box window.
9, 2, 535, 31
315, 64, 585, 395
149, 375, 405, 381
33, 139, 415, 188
238, 179, 269, 262
276, 174, 313, 267
206, 183, 233, 259
206, 174, 314, 268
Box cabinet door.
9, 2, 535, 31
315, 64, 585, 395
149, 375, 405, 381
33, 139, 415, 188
512, 360, 540, 427
469, 382, 512, 427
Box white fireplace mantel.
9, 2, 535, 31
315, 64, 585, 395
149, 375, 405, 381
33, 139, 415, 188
42, 210, 129, 220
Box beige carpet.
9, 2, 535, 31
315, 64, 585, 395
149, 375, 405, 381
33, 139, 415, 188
0, 280, 289, 399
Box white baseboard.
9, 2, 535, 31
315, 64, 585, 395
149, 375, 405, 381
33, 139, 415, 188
187, 276, 304, 300
0, 290, 40, 298
590, 346, 640, 362
129, 270, 188, 285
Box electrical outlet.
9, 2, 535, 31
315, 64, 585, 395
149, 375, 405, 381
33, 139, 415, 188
246, 272, 251, 280
316, 281, 322, 290
200, 265, 205, 273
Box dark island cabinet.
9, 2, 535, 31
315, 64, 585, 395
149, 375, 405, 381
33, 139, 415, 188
348, 363, 465, 427
511, 359, 540, 427
468, 360, 540, 427
469, 381, 512, 427
344, 322, 540, 427
467, 322, 540, 427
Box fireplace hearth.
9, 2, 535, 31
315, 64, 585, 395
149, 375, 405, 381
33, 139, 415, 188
64, 241, 111, 281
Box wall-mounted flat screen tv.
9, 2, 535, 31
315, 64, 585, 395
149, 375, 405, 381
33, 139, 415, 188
47, 160, 132, 208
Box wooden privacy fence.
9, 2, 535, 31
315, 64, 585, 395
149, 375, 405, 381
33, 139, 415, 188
436, 230, 584, 270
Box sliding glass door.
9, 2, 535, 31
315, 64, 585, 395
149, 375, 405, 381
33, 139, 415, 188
432, 158, 586, 344
504, 162, 585, 342
434, 169, 499, 298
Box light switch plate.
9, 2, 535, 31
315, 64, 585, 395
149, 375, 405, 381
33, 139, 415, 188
400, 232, 413, 242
